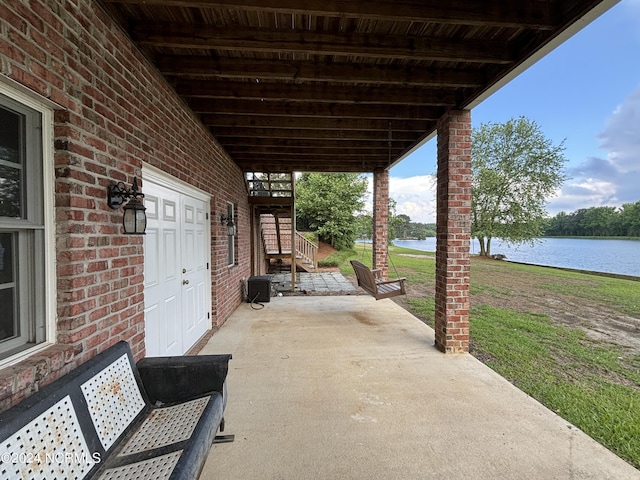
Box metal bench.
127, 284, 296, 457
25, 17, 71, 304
0, 341, 232, 480
350, 259, 407, 300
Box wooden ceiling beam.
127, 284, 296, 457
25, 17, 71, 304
133, 24, 515, 64
214, 128, 418, 140
157, 56, 486, 88
239, 164, 382, 173
233, 154, 392, 163
177, 79, 460, 106
219, 137, 414, 149
227, 147, 402, 157
105, 0, 557, 29
98, 0, 615, 175
201, 114, 428, 131
234, 157, 394, 173
232, 153, 404, 164
189, 99, 445, 120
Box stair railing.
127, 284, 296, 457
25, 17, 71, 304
260, 215, 318, 271
295, 232, 318, 270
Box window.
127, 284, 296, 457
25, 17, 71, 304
226, 202, 235, 266
0, 86, 53, 362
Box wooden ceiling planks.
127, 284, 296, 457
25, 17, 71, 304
100, 0, 612, 173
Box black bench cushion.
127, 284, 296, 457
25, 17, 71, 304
136, 354, 231, 405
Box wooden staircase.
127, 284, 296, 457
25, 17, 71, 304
261, 214, 317, 272
246, 172, 318, 274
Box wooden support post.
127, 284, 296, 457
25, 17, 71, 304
291, 172, 296, 292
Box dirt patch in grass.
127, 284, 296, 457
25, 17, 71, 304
386, 255, 640, 356
471, 258, 640, 354
331, 246, 640, 357
316, 242, 341, 271
317, 241, 338, 260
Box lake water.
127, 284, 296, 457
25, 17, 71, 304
393, 237, 640, 278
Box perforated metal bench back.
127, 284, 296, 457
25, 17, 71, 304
0, 396, 96, 480
0, 341, 148, 480
81, 353, 146, 451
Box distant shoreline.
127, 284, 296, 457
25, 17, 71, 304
393, 237, 640, 278
499, 259, 640, 282
542, 235, 640, 241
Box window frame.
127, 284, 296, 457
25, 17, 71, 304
0, 78, 56, 367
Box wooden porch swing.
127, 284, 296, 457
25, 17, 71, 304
350, 126, 407, 301
350, 260, 406, 300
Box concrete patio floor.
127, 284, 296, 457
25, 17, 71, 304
200, 296, 640, 479
270, 271, 358, 294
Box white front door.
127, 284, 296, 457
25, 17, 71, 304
180, 194, 210, 350
143, 173, 211, 357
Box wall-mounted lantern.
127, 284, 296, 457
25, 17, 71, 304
107, 177, 147, 235
220, 213, 236, 236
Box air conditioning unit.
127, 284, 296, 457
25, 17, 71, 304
247, 276, 271, 303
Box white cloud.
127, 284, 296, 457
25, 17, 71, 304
547, 178, 619, 215
365, 83, 640, 221
552, 83, 640, 213
390, 176, 437, 223
363, 175, 437, 224
597, 86, 640, 173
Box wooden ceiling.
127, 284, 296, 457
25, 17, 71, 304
100, 0, 615, 173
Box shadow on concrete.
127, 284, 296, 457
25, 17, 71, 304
200, 296, 639, 480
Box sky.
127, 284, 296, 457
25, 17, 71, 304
383, 0, 640, 224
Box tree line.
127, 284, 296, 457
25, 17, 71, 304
392, 214, 436, 240
544, 202, 640, 237
295, 173, 435, 249
295, 117, 638, 254
354, 211, 435, 242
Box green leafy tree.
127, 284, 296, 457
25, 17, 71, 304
582, 206, 617, 236
296, 173, 368, 250
354, 213, 372, 240
387, 198, 401, 242
395, 214, 412, 239
544, 202, 640, 237
545, 211, 571, 236
472, 117, 568, 256
411, 223, 435, 239
618, 201, 640, 237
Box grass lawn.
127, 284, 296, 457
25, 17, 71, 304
330, 243, 640, 469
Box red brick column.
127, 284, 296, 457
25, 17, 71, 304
372, 169, 389, 278
435, 110, 472, 353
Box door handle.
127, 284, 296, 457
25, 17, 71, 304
182, 280, 189, 285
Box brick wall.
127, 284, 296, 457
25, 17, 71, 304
0, 0, 251, 410
372, 169, 389, 278
435, 110, 472, 354
212, 197, 251, 326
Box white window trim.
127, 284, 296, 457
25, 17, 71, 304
0, 78, 56, 368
